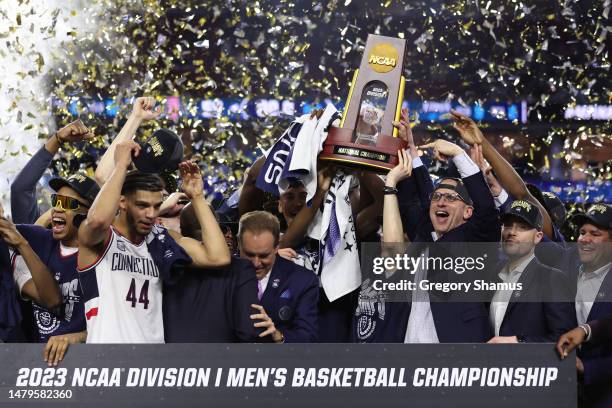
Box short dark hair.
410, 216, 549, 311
238, 211, 280, 247
121, 170, 164, 196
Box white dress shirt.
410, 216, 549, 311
404, 247, 440, 343
258, 270, 272, 297
489, 254, 535, 336
576, 262, 611, 325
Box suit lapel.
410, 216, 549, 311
260, 260, 284, 309
587, 264, 612, 322
503, 258, 537, 321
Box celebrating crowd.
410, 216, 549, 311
0, 97, 609, 407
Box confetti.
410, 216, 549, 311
0, 0, 609, 217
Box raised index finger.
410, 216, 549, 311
420, 142, 435, 149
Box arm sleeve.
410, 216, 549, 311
282, 275, 319, 343
11, 254, 33, 298
396, 159, 434, 241
10, 146, 54, 224
589, 314, 612, 344
524, 270, 577, 343
462, 171, 502, 242
233, 260, 261, 342
582, 356, 612, 386
523, 302, 577, 343
494, 189, 509, 209
452, 151, 480, 178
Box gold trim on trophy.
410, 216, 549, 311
318, 157, 392, 172
320, 34, 408, 172
340, 69, 359, 128
392, 76, 406, 138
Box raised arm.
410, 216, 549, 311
11, 120, 93, 224
354, 172, 385, 242
392, 108, 433, 239
94, 97, 161, 186
238, 156, 266, 216
78, 141, 140, 251
168, 161, 230, 268
382, 149, 412, 243
450, 110, 554, 239
279, 167, 332, 250
0, 221, 62, 310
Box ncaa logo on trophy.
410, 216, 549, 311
320, 34, 408, 172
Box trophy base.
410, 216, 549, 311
320, 126, 408, 173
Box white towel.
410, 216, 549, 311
278, 104, 338, 203
308, 172, 361, 302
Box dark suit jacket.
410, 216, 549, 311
163, 257, 260, 343
590, 313, 612, 344
496, 257, 577, 342
260, 256, 319, 343
368, 164, 500, 343
573, 263, 612, 407
0, 239, 21, 342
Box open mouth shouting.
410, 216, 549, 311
434, 210, 450, 223
51, 215, 67, 234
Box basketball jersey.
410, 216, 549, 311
79, 227, 164, 343
13, 225, 86, 343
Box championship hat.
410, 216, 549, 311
132, 128, 184, 173
501, 199, 544, 231
49, 173, 100, 205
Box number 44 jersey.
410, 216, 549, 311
78, 226, 165, 343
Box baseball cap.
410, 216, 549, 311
571, 204, 612, 230
434, 177, 473, 206
527, 184, 566, 229
49, 173, 100, 205
132, 128, 184, 173
501, 199, 544, 231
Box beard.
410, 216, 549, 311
126, 210, 150, 236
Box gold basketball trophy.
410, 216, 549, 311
320, 34, 408, 172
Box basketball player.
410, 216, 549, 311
77, 140, 230, 343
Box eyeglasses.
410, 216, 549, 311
51, 194, 89, 211
430, 192, 463, 203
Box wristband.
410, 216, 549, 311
383, 186, 398, 195
579, 324, 591, 341
54, 132, 65, 147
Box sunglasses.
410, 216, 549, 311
430, 192, 463, 203
51, 194, 89, 211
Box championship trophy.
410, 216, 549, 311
320, 34, 408, 172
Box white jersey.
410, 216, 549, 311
79, 227, 164, 343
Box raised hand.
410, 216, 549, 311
450, 109, 484, 146
179, 161, 204, 199
317, 165, 335, 193
132, 96, 162, 121
386, 149, 413, 188
470, 144, 502, 195
114, 140, 141, 170
278, 247, 298, 260
420, 139, 464, 161
0, 218, 27, 247
56, 119, 95, 143
392, 108, 415, 146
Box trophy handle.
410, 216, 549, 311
392, 76, 406, 138
340, 69, 360, 128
